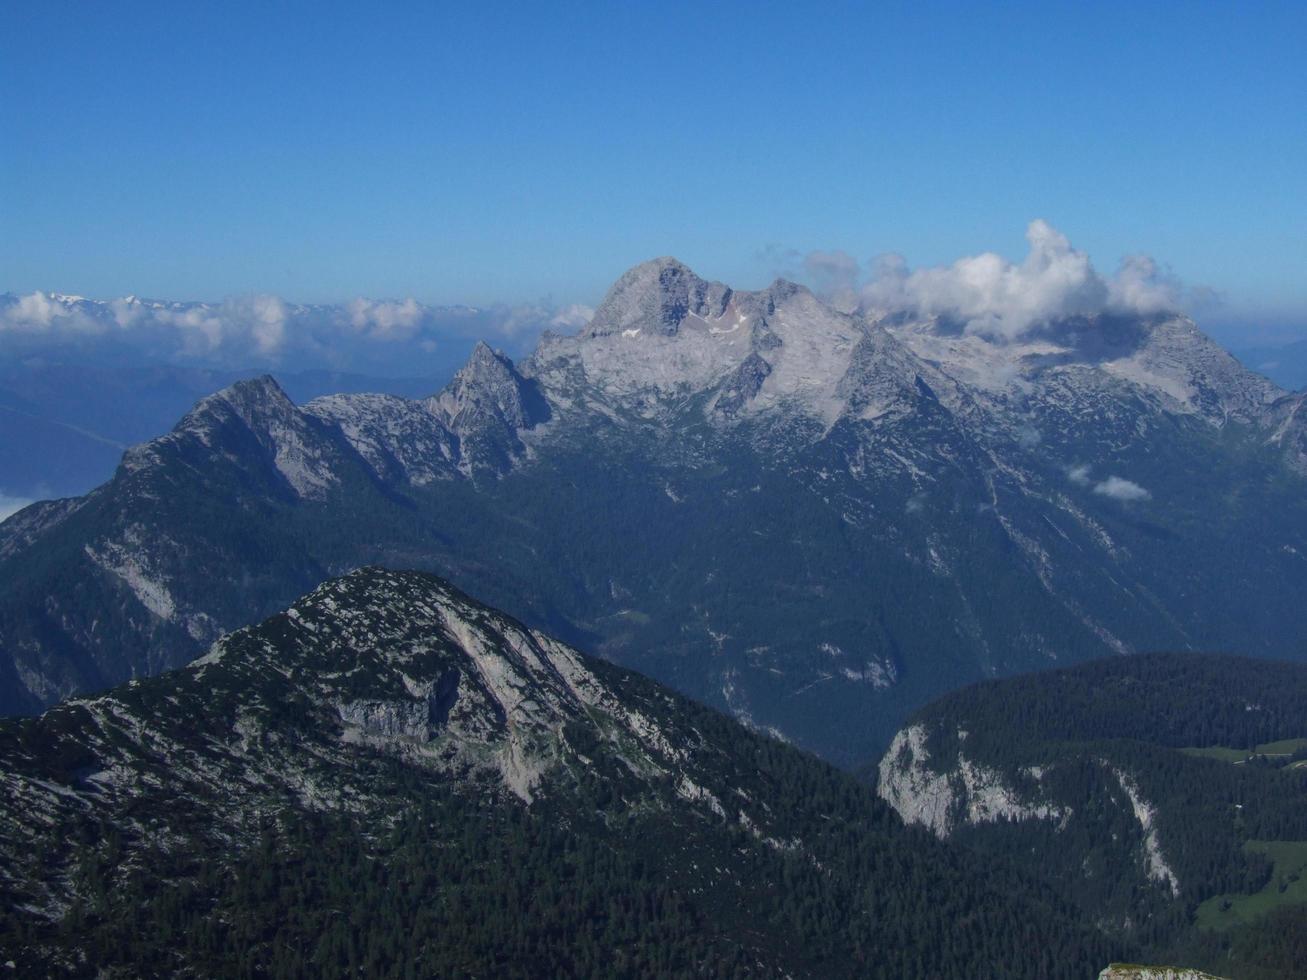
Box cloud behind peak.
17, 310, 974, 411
787, 221, 1216, 341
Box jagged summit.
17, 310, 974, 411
533, 257, 932, 427
564, 257, 1275, 428
116, 371, 346, 499
468, 336, 502, 360
194, 372, 295, 417
431, 341, 549, 470
764, 277, 810, 302
579, 258, 827, 343
583, 256, 733, 338
555, 257, 1275, 435
442, 340, 530, 414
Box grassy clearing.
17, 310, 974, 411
1181, 745, 1250, 763
1253, 737, 1307, 756
1179, 737, 1307, 764
1195, 840, 1307, 930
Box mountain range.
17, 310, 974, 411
0, 567, 1112, 978
3, 257, 1307, 766
0, 362, 447, 501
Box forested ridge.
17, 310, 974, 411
895, 652, 1307, 979
0, 569, 1114, 979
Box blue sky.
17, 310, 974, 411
2, 0, 1304, 335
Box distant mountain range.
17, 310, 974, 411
2, 258, 1307, 768
2, 288, 1301, 504
0, 287, 579, 499
0, 362, 447, 500
0, 568, 1113, 977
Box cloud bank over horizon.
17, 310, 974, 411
2, 222, 1224, 375
784, 220, 1220, 340
0, 291, 594, 376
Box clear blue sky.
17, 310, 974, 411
2, 0, 1304, 329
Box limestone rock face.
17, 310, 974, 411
877, 724, 1067, 839
1098, 965, 1227, 980
582, 257, 733, 338
714, 352, 772, 417
305, 392, 458, 485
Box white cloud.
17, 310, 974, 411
109, 296, 146, 328
11, 291, 70, 328
783, 221, 1215, 341
1107, 254, 1182, 314
487, 302, 584, 338
0, 292, 103, 333
245, 295, 288, 354
1066, 463, 1092, 485
863, 220, 1111, 339
154, 304, 227, 354
548, 303, 595, 330
0, 290, 587, 372
345, 297, 424, 340
1093, 475, 1151, 501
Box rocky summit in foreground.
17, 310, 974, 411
4, 257, 1307, 765
1098, 967, 1228, 980
0, 568, 1110, 978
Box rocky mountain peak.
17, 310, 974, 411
529, 258, 904, 424
427, 345, 549, 473
0, 564, 766, 881
434, 343, 540, 429
1097, 967, 1227, 980
194, 567, 640, 804
762, 277, 811, 306
467, 338, 508, 370
6, 258, 1307, 770
583, 256, 733, 338
114, 372, 344, 500
196, 373, 297, 425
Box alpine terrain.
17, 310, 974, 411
3, 258, 1307, 764
0, 567, 1112, 978
879, 653, 1307, 979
